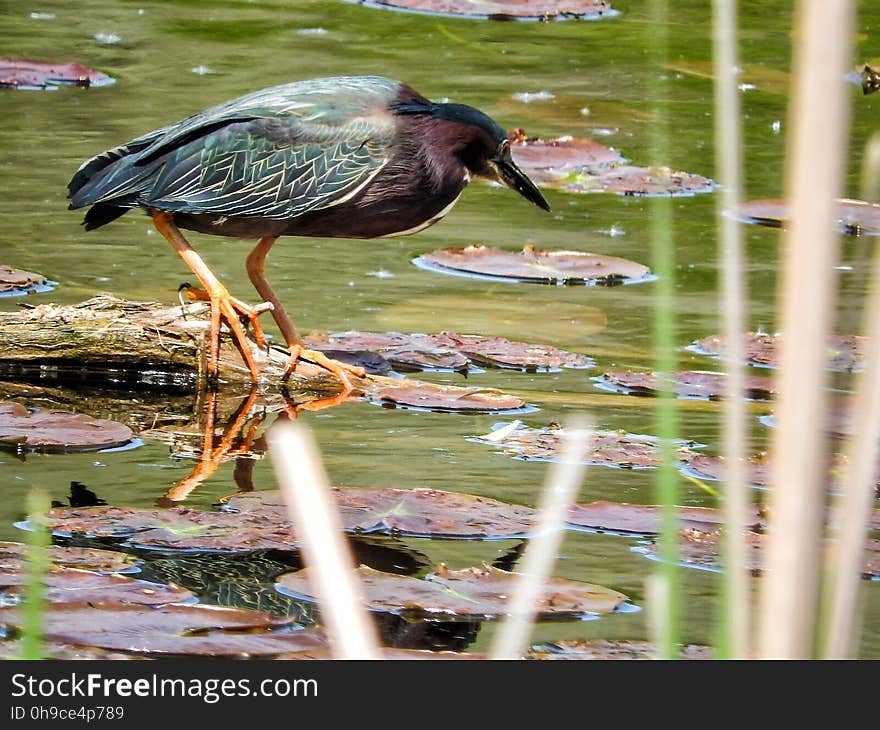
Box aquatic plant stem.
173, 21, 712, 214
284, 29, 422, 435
821, 135, 880, 658
649, 0, 681, 658
712, 0, 751, 659
490, 419, 593, 660
758, 0, 853, 659
20, 489, 50, 660
268, 420, 381, 659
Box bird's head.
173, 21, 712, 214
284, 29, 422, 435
397, 99, 550, 212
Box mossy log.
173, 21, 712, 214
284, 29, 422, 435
0, 293, 353, 397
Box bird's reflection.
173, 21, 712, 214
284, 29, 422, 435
157, 384, 353, 506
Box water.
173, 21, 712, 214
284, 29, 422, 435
1, 0, 878, 656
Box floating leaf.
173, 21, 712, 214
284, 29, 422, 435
277, 563, 630, 620
0, 58, 114, 89
691, 332, 865, 372
594, 369, 777, 400
509, 130, 623, 184
42, 505, 298, 552
0, 403, 134, 452
562, 165, 717, 196
566, 500, 761, 535
526, 639, 713, 660
732, 198, 880, 235
0, 566, 194, 605
0, 541, 139, 574
415, 244, 651, 286
635, 528, 880, 580
227, 487, 537, 539
369, 381, 527, 413
683, 451, 880, 496
306, 330, 592, 372
0, 265, 55, 297
0, 603, 326, 656
472, 421, 702, 468
0, 641, 147, 660
346, 0, 618, 20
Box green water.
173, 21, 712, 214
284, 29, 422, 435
1, 0, 878, 656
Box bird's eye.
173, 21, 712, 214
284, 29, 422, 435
498, 140, 510, 157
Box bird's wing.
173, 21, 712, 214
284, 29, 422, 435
141, 116, 393, 219
71, 77, 402, 219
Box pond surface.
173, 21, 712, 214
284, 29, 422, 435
1, 0, 878, 656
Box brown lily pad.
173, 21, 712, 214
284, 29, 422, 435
526, 639, 713, 660
0, 402, 135, 452
0, 641, 148, 660
472, 421, 702, 468
567, 500, 762, 535
509, 130, 624, 184
595, 369, 777, 401
0, 265, 54, 296
42, 505, 298, 553
732, 198, 880, 235
0, 603, 326, 656
0, 566, 195, 605
683, 451, 880, 497
0, 541, 140, 574
0, 58, 114, 89
415, 244, 651, 286
277, 563, 630, 620
226, 487, 537, 539
691, 332, 866, 372
635, 528, 880, 580
561, 165, 717, 196
306, 330, 592, 372
348, 0, 617, 20
369, 381, 527, 413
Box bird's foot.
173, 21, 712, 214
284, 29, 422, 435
179, 282, 274, 351
282, 344, 366, 394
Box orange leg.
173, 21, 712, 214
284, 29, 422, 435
152, 210, 260, 382
179, 283, 271, 351
245, 236, 365, 392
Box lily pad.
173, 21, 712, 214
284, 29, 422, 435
0, 402, 134, 452
0, 58, 114, 89
635, 528, 880, 580
415, 244, 652, 285
526, 639, 713, 660
277, 563, 630, 620
567, 500, 762, 535
0, 541, 140, 574
347, 0, 617, 20
732, 198, 880, 235
0, 603, 326, 656
690, 332, 866, 372
562, 165, 717, 196
226, 487, 537, 539
368, 381, 528, 413
41, 505, 298, 553
594, 370, 777, 401
306, 330, 592, 372
0, 265, 55, 296
683, 451, 880, 496
0, 641, 147, 660
472, 421, 702, 468
509, 130, 624, 184
0, 566, 195, 606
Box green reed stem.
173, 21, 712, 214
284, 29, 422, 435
20, 489, 50, 660
648, 0, 681, 658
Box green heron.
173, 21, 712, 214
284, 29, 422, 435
67, 75, 549, 391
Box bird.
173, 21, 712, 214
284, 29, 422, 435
67, 75, 550, 392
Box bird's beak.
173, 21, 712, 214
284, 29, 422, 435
491, 154, 551, 212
